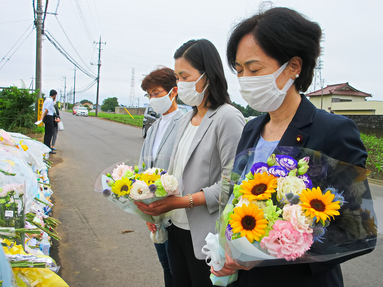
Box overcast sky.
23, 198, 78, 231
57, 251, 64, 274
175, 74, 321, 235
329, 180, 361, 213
1, 0, 382, 107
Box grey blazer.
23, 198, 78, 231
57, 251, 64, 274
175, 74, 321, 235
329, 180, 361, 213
168, 103, 245, 259
139, 109, 184, 170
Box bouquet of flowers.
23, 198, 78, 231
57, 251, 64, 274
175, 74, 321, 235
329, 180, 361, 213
95, 162, 179, 243
203, 147, 380, 286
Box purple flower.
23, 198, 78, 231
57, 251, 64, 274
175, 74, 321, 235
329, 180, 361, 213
103, 189, 111, 197
307, 161, 328, 179
268, 166, 289, 177
251, 162, 269, 175
298, 174, 313, 189
149, 184, 157, 193
225, 224, 233, 241
276, 155, 298, 171
160, 171, 167, 175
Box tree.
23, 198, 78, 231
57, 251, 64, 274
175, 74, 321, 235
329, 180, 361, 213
0, 86, 36, 131
80, 99, 93, 105
232, 101, 262, 117
101, 97, 119, 112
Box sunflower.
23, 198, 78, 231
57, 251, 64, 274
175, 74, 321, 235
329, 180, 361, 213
229, 203, 268, 243
111, 177, 133, 197
239, 172, 277, 201
137, 173, 161, 186
299, 187, 341, 223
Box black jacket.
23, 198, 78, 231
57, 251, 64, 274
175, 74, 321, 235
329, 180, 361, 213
231, 96, 371, 287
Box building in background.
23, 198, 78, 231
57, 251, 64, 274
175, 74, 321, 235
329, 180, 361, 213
307, 82, 383, 115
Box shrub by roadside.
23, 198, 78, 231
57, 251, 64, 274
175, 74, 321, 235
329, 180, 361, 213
361, 133, 383, 181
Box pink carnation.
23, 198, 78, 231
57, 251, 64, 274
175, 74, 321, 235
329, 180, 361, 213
260, 220, 313, 261
111, 163, 133, 181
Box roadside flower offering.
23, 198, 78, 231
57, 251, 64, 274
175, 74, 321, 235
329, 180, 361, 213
203, 147, 379, 286
1, 129, 67, 286
95, 162, 179, 243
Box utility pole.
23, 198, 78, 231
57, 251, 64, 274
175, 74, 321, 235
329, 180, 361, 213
63, 76, 67, 110
34, 0, 43, 118
73, 67, 76, 105
93, 36, 106, 117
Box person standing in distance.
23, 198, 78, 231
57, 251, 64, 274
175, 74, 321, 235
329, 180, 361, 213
138, 67, 183, 287
40, 89, 57, 154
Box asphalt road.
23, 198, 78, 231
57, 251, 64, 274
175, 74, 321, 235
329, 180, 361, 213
48, 112, 383, 287
49, 112, 163, 287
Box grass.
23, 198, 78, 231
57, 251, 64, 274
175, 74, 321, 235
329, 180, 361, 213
360, 133, 383, 180
88, 112, 144, 127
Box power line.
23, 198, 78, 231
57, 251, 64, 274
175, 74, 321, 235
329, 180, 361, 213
0, 26, 35, 70
68, 79, 97, 95
0, 20, 33, 25
44, 30, 97, 79
0, 22, 34, 66
54, 15, 95, 75
73, 0, 94, 44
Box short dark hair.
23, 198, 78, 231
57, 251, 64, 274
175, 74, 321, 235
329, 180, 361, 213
50, 89, 57, 97
227, 7, 322, 92
141, 66, 177, 93
174, 39, 231, 110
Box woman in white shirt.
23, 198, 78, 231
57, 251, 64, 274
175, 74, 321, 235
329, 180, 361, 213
136, 39, 245, 287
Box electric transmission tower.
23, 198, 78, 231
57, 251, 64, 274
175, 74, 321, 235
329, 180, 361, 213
312, 32, 325, 92
129, 68, 135, 107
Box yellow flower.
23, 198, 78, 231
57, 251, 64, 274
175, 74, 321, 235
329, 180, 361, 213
229, 203, 268, 243
111, 177, 132, 197
136, 173, 161, 186
239, 172, 277, 201
299, 187, 341, 223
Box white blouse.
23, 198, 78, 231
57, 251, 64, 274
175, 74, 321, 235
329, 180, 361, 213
171, 121, 199, 230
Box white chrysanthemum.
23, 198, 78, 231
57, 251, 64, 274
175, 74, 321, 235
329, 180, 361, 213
283, 204, 313, 233
160, 174, 178, 195
277, 176, 306, 203
129, 180, 153, 200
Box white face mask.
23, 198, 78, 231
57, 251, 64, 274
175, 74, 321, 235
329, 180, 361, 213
177, 72, 209, 106
238, 62, 295, 112
149, 88, 175, 114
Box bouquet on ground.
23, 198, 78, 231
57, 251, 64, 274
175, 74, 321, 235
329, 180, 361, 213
95, 162, 179, 243
203, 147, 379, 286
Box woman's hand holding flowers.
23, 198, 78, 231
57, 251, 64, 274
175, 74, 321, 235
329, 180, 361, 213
210, 252, 250, 277
135, 195, 186, 216
146, 222, 157, 233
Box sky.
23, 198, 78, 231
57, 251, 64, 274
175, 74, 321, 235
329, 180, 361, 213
1, 0, 383, 108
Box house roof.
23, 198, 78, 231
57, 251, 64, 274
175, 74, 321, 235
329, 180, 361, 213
306, 82, 372, 97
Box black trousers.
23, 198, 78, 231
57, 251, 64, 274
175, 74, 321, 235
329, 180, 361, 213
167, 224, 213, 287
43, 115, 54, 148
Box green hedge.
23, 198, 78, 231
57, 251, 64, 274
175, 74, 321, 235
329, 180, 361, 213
360, 133, 383, 179
88, 112, 144, 127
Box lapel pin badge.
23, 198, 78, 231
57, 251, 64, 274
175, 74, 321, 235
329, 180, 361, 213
296, 135, 303, 143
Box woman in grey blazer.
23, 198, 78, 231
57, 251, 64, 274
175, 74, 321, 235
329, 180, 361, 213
138, 67, 183, 287
136, 39, 245, 287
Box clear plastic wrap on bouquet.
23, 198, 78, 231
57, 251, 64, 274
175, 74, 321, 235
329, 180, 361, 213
94, 161, 178, 244
204, 146, 381, 285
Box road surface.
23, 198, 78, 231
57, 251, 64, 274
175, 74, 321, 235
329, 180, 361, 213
48, 112, 383, 287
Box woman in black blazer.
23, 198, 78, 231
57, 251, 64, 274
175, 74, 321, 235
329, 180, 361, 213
211, 7, 372, 287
